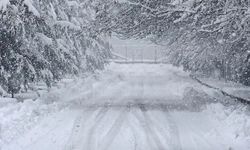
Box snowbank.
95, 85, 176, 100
0, 99, 62, 146
0, 78, 75, 147
203, 103, 250, 149
0, 98, 16, 108
199, 77, 250, 102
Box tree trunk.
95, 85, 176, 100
11, 92, 14, 98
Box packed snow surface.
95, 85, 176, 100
1, 63, 250, 150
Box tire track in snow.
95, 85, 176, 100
64, 111, 83, 150
99, 108, 129, 150
132, 108, 166, 150
126, 119, 138, 150
64, 108, 96, 150
86, 106, 110, 150
160, 112, 182, 150
127, 110, 154, 150
141, 111, 176, 150
131, 104, 183, 150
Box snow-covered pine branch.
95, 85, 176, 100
0, 0, 111, 97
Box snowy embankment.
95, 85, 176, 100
0, 98, 60, 146
0, 79, 75, 148
198, 77, 250, 102
0, 63, 250, 150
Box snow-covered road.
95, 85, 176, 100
2, 63, 250, 150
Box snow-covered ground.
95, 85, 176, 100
199, 77, 250, 101
1, 63, 250, 150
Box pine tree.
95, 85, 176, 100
0, 0, 111, 98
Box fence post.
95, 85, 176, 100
154, 49, 157, 63
125, 46, 128, 63
132, 49, 135, 64
141, 49, 143, 63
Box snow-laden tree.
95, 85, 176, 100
0, 0, 111, 97
165, 0, 250, 83
95, 0, 250, 85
